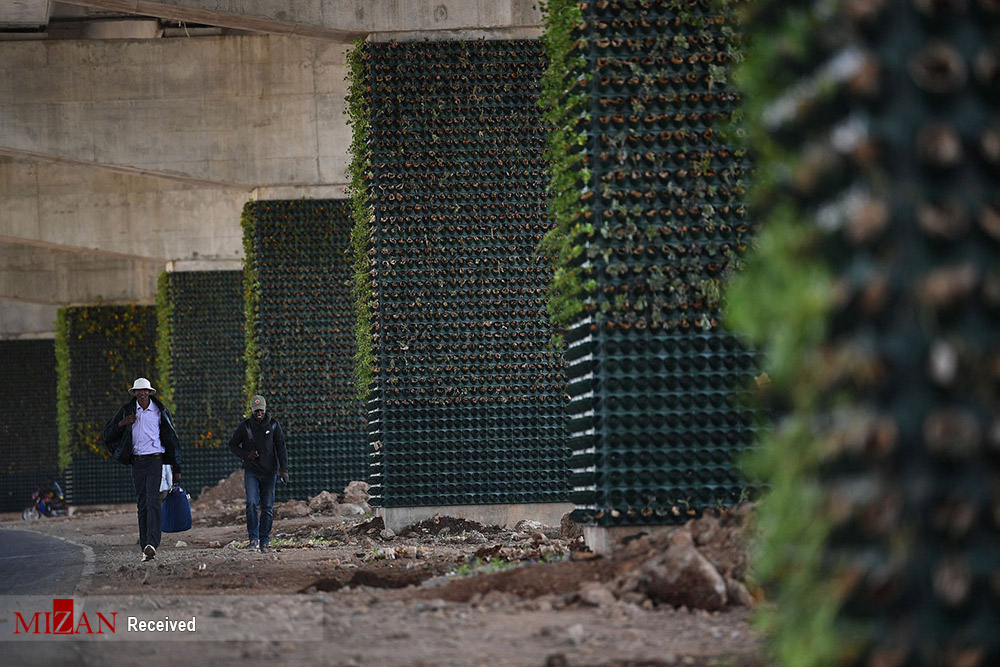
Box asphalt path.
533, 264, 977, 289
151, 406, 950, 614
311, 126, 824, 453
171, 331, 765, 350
0, 528, 85, 595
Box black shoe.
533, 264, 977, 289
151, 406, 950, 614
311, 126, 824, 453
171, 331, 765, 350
259, 544, 270, 554
245, 539, 259, 551
142, 545, 156, 562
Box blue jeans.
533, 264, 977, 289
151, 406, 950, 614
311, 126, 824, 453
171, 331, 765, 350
244, 469, 276, 545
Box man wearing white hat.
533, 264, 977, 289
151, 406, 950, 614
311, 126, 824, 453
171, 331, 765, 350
102, 377, 181, 562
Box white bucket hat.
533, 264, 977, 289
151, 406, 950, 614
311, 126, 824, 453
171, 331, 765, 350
128, 377, 157, 395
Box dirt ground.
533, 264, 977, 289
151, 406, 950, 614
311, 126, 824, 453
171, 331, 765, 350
1, 474, 765, 666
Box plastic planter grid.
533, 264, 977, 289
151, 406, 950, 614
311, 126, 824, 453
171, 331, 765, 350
0, 340, 60, 512
548, 0, 758, 526
732, 0, 1000, 662
59, 305, 157, 505
363, 39, 571, 508
165, 270, 244, 498
244, 199, 368, 501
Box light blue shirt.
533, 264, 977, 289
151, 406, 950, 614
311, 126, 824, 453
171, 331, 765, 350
132, 400, 165, 455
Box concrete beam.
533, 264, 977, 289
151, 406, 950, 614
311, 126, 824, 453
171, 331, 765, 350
0, 242, 163, 305
0, 157, 248, 261
0, 300, 59, 339
56, 1, 542, 40
0, 35, 351, 188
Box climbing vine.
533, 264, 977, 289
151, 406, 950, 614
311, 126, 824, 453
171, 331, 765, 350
241, 201, 262, 408
155, 271, 175, 413
345, 38, 376, 400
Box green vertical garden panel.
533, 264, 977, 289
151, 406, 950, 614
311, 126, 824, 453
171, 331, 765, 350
0, 339, 59, 512
730, 0, 1000, 664
57, 305, 158, 505
160, 270, 244, 499
243, 199, 367, 502
353, 39, 570, 509
542, 0, 758, 527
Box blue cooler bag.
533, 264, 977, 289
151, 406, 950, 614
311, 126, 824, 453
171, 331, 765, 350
162, 485, 192, 532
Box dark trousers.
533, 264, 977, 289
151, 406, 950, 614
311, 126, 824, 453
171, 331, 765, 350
131, 455, 163, 551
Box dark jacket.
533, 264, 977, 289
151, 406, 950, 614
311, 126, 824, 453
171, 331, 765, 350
102, 396, 181, 472
228, 414, 287, 476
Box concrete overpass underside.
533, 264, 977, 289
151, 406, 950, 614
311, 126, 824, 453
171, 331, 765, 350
0, 0, 541, 336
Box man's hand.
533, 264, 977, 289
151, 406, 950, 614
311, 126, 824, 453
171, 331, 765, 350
248, 450, 259, 460
280, 472, 289, 485
173, 473, 181, 483
119, 414, 137, 429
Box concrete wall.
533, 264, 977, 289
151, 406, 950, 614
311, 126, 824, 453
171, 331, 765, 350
57, 0, 542, 39
0, 35, 351, 187
0, 4, 545, 336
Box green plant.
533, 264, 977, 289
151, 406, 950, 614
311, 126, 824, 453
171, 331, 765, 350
155, 270, 175, 413
729, 0, 998, 663
55, 308, 71, 471
241, 201, 261, 409
539, 0, 594, 336
452, 556, 518, 577
345, 39, 376, 401
56, 305, 158, 463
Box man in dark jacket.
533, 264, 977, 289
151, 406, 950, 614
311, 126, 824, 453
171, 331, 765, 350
102, 377, 181, 562
228, 395, 288, 553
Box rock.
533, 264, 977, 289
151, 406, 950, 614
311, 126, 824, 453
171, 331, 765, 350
515, 519, 545, 534
277, 500, 311, 518
531, 531, 548, 544
578, 582, 616, 607
380, 528, 396, 540
615, 570, 642, 594
639, 531, 728, 611
175, 540, 187, 548
725, 577, 756, 607
560, 513, 584, 540
209, 541, 221, 548
224, 540, 240, 550
689, 514, 721, 546
464, 530, 486, 545
343, 481, 371, 513
337, 503, 367, 517
565, 623, 586, 646
308, 490, 338, 512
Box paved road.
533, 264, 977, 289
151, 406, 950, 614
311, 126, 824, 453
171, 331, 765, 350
0, 528, 85, 595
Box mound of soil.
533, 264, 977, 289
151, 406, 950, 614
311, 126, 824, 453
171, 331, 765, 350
399, 514, 502, 538
418, 558, 620, 602
193, 469, 244, 506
